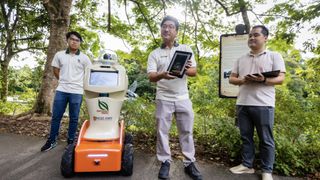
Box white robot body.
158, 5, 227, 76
83, 51, 128, 140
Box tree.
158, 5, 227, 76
33, 0, 73, 114
214, 0, 252, 32
0, 0, 47, 101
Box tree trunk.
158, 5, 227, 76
238, 0, 250, 33
33, 0, 73, 115
0, 62, 9, 102
0, 39, 13, 102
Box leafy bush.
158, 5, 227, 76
121, 97, 156, 135
275, 131, 320, 176
194, 115, 242, 159
0, 101, 31, 116
0, 88, 35, 115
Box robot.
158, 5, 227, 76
60, 50, 133, 177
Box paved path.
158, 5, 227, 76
0, 133, 302, 180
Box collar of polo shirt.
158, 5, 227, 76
65, 48, 80, 55
160, 41, 179, 49
249, 50, 267, 57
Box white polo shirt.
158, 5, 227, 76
147, 44, 196, 101
231, 50, 286, 107
51, 49, 92, 94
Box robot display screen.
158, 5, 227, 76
89, 71, 118, 87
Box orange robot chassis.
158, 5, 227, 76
60, 120, 133, 177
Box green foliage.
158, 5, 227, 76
275, 86, 320, 174
0, 0, 48, 100
0, 88, 35, 115
3, 0, 320, 177
1, 65, 41, 115
117, 49, 156, 98
0, 101, 27, 116
196, 116, 242, 159
8, 66, 43, 95
275, 131, 320, 176
122, 97, 156, 134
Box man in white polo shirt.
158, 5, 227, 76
41, 31, 92, 152
147, 16, 202, 180
229, 25, 286, 180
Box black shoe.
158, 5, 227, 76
185, 162, 202, 180
40, 139, 57, 152
67, 139, 74, 145
158, 161, 170, 179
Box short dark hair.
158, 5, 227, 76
252, 25, 269, 37
160, 16, 179, 31
66, 31, 83, 42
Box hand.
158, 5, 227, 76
245, 73, 265, 83
185, 60, 192, 70
239, 78, 248, 85
160, 71, 176, 80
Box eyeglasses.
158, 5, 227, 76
69, 37, 81, 42
161, 25, 176, 30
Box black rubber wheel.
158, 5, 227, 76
124, 132, 133, 145
60, 143, 75, 178
121, 143, 134, 176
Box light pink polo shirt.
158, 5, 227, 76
231, 50, 286, 107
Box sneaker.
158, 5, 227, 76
158, 161, 170, 179
184, 162, 203, 180
40, 139, 57, 152
229, 164, 255, 174
262, 173, 273, 180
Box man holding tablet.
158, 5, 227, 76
147, 16, 202, 180
229, 25, 286, 180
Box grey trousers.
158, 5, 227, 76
156, 99, 196, 165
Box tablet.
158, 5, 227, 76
167, 50, 192, 78
252, 70, 280, 77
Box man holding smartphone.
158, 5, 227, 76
229, 25, 286, 180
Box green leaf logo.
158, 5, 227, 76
98, 100, 109, 111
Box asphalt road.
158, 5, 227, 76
0, 133, 302, 180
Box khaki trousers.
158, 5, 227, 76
156, 99, 196, 165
